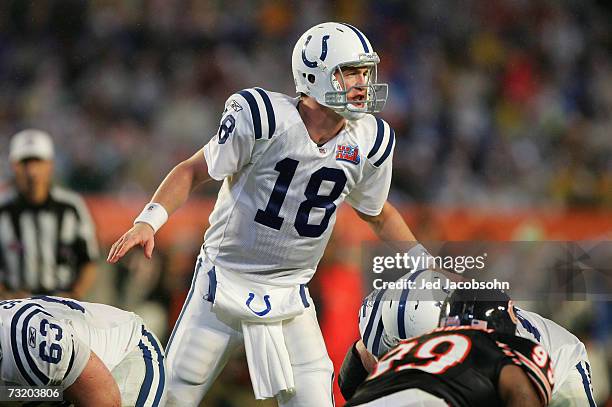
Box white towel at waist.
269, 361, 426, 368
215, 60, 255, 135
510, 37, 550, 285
207, 265, 312, 323
205, 266, 312, 400
242, 321, 296, 400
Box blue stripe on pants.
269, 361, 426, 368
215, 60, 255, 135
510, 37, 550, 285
576, 361, 596, 407
141, 326, 166, 406
136, 339, 155, 407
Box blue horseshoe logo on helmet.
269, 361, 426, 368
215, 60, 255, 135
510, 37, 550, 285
246, 293, 272, 316
302, 34, 330, 68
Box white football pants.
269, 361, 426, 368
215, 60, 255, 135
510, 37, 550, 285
164, 256, 334, 407
550, 360, 596, 407
111, 325, 167, 407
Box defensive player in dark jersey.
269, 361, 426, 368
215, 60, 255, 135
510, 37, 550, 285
341, 289, 554, 407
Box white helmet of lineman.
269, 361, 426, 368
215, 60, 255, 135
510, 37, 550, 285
381, 270, 451, 348
292, 22, 389, 120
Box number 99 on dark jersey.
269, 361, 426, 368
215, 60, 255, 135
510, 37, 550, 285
346, 326, 554, 407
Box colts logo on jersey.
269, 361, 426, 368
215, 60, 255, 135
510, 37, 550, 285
336, 144, 361, 164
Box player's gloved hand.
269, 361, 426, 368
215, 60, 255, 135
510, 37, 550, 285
107, 223, 155, 263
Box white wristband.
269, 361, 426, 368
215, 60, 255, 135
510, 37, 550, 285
134, 203, 168, 233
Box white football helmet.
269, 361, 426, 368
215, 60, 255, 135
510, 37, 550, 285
381, 270, 451, 348
292, 22, 388, 120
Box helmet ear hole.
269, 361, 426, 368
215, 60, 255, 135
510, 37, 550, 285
307, 74, 316, 84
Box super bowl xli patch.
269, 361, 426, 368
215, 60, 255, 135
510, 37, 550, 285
336, 144, 360, 164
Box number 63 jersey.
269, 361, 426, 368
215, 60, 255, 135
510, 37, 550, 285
346, 327, 555, 407
0, 297, 143, 389
202, 88, 395, 284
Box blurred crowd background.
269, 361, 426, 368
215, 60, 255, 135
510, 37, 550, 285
0, 0, 611, 405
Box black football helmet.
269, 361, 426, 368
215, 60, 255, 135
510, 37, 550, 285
439, 288, 517, 335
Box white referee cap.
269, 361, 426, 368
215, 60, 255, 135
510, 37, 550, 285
9, 129, 55, 162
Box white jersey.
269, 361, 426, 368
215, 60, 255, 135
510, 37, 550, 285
514, 307, 590, 392
203, 88, 395, 284
0, 296, 143, 389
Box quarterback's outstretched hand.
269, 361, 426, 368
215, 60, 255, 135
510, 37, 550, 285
107, 223, 155, 263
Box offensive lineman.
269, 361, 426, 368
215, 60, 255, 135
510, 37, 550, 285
345, 289, 555, 406
342, 277, 594, 406
108, 22, 430, 406
0, 296, 166, 406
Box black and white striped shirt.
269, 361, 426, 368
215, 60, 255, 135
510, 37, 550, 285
0, 186, 99, 294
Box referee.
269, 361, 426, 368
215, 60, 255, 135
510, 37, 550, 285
0, 129, 99, 299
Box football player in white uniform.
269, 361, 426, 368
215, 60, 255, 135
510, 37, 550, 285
342, 276, 595, 407
108, 22, 428, 407
0, 296, 166, 406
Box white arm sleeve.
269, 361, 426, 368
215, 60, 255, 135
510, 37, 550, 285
346, 119, 395, 216
203, 91, 259, 180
